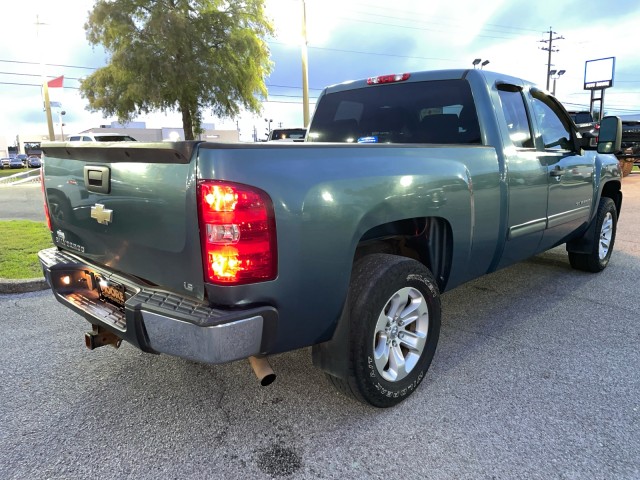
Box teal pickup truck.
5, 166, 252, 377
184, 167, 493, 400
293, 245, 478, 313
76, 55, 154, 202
38, 69, 623, 407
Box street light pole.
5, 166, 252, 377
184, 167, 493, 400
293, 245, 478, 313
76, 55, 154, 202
549, 69, 566, 96
301, 0, 310, 127
59, 110, 66, 141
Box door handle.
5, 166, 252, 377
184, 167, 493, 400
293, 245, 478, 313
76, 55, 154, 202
549, 167, 564, 177
84, 166, 111, 194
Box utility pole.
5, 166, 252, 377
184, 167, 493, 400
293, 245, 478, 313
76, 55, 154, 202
36, 15, 55, 140
301, 0, 310, 127
539, 27, 564, 91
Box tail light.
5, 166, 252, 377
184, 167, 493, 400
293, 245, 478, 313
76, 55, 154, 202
41, 166, 52, 231
197, 180, 277, 285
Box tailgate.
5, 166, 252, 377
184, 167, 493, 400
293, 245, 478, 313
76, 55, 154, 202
41, 141, 206, 300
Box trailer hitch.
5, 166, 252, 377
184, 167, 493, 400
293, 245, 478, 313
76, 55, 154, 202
85, 325, 122, 350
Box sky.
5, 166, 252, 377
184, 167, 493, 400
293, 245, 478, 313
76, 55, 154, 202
1, 0, 639, 145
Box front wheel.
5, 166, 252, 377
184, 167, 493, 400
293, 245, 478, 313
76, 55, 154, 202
328, 254, 441, 408
568, 197, 617, 272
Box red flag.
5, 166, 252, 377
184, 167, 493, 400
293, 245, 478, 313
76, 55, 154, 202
47, 76, 64, 88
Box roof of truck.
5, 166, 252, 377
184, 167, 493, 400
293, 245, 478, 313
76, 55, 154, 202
322, 69, 537, 95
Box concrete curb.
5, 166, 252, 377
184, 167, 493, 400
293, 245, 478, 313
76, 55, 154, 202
0, 277, 50, 294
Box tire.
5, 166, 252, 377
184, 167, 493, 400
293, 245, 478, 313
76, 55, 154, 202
328, 254, 441, 408
568, 197, 617, 272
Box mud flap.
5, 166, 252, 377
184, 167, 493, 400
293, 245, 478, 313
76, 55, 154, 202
311, 301, 351, 379
566, 216, 598, 255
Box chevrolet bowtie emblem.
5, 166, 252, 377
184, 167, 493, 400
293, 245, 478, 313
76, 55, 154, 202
91, 204, 113, 225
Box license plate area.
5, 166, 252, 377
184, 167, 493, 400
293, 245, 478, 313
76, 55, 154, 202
48, 267, 128, 331
93, 274, 126, 312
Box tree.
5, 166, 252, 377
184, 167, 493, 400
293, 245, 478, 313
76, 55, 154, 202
80, 0, 274, 140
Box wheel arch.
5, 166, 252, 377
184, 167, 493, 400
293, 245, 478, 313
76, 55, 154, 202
353, 216, 453, 293
566, 188, 619, 255
312, 216, 452, 379
600, 179, 622, 219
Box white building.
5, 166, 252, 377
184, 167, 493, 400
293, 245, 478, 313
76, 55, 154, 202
3, 121, 240, 156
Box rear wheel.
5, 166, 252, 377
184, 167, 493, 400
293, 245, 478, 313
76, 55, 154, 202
328, 254, 441, 408
568, 197, 617, 272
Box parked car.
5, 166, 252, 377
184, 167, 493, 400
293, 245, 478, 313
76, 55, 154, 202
67, 133, 137, 142
15, 153, 28, 166
27, 156, 42, 168
267, 128, 307, 142
0, 157, 10, 169
621, 120, 640, 166
567, 110, 598, 147
9, 157, 24, 168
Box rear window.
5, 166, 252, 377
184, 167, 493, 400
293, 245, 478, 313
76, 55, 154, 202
94, 135, 137, 142
571, 112, 594, 124
307, 79, 481, 145
269, 129, 306, 141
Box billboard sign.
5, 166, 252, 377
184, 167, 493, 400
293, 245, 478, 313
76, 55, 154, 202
584, 57, 615, 90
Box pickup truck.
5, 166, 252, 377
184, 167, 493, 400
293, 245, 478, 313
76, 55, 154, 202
567, 110, 598, 148
620, 120, 640, 167
38, 69, 623, 408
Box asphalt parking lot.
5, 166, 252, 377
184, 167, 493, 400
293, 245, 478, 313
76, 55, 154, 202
1, 174, 639, 479
0, 182, 46, 222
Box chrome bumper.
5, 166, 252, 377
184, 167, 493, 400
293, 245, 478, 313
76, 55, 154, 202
38, 247, 276, 364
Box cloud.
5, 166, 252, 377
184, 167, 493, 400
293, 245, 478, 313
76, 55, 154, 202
2, 0, 639, 148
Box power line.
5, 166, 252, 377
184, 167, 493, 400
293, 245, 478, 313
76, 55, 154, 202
0, 80, 79, 89
303, 0, 541, 38
312, 44, 456, 63
0, 58, 97, 70
269, 41, 458, 63
330, 15, 522, 41
0, 71, 82, 81
268, 83, 323, 92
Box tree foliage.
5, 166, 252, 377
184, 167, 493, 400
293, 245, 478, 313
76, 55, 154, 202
80, 0, 274, 140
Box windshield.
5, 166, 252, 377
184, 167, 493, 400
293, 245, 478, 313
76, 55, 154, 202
308, 79, 481, 145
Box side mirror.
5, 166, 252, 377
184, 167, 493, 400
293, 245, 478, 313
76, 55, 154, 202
597, 116, 622, 154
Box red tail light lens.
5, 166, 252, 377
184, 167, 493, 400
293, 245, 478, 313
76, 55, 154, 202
367, 73, 410, 85
197, 180, 277, 285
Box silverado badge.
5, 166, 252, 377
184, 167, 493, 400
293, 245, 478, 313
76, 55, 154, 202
91, 204, 113, 225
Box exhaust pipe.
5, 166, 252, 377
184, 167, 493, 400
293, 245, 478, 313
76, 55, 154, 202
249, 356, 276, 386
85, 325, 122, 350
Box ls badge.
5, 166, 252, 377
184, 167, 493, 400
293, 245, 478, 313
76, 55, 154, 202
91, 203, 113, 225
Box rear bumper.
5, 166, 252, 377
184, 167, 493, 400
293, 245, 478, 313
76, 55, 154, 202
38, 247, 277, 364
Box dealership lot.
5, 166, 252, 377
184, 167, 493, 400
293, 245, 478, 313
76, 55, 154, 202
0, 174, 639, 479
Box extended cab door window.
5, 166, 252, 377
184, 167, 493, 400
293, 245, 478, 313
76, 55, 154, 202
497, 85, 534, 148
531, 91, 574, 151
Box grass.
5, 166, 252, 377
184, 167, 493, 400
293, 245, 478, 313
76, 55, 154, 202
0, 220, 52, 279
0, 167, 38, 178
